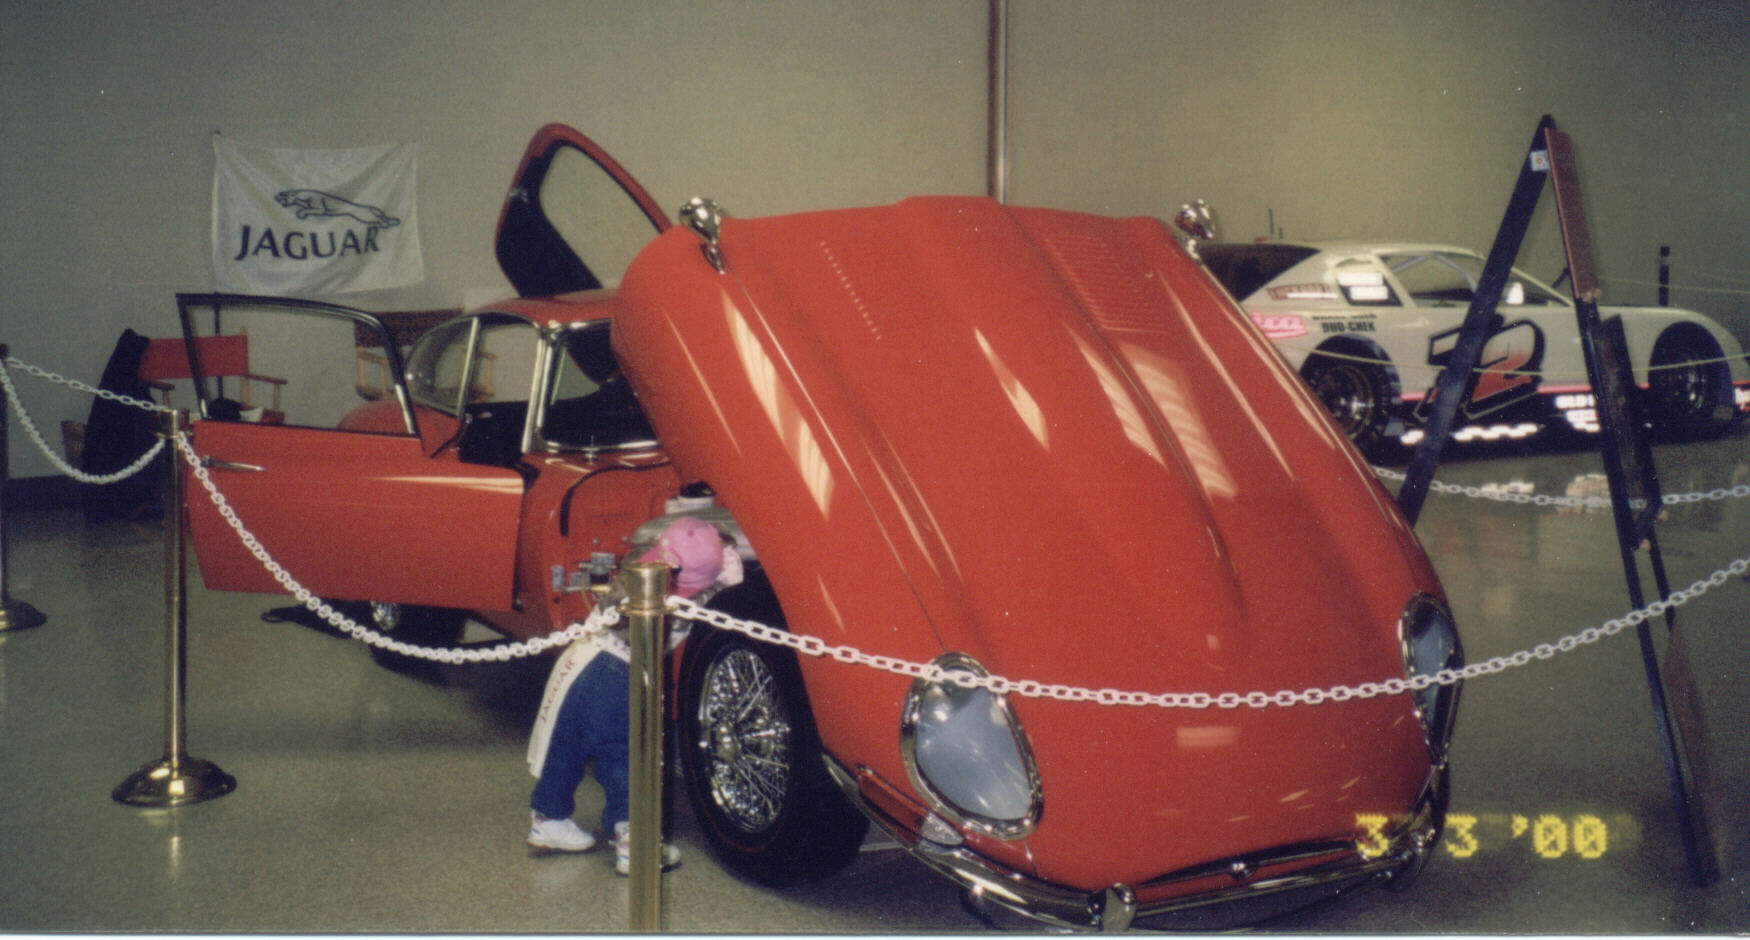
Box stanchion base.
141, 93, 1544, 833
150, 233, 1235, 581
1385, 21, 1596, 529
113, 756, 236, 807
0, 599, 47, 632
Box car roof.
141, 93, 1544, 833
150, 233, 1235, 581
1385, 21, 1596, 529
1252, 240, 1486, 261
468, 289, 629, 326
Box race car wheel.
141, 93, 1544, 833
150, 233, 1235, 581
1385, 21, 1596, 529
1300, 346, 1401, 458
678, 573, 869, 886
1647, 327, 1734, 440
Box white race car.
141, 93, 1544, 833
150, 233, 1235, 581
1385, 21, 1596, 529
1198, 240, 1750, 454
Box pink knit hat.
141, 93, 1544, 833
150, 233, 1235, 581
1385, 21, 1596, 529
636, 517, 735, 597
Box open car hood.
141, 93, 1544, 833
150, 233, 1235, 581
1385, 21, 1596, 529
614, 196, 1444, 888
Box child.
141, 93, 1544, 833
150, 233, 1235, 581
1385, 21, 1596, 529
525, 516, 741, 874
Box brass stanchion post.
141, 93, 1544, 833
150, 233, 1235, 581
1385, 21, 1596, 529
622, 561, 670, 932
0, 343, 48, 633
113, 409, 234, 806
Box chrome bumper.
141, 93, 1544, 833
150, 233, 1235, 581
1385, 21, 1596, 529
826, 757, 1447, 932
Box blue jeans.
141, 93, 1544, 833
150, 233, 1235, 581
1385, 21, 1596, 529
530, 653, 629, 832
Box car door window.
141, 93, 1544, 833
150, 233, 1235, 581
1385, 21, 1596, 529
404, 313, 544, 466
406, 315, 539, 411
406, 319, 476, 414
179, 295, 411, 434
538, 147, 664, 289
495, 125, 670, 297
473, 317, 540, 406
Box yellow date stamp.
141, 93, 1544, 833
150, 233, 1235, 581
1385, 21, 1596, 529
1357, 811, 1628, 860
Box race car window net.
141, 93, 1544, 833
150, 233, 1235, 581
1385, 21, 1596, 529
1385, 252, 1564, 307
1384, 252, 1474, 305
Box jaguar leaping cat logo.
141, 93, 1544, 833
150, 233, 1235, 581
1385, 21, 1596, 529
275, 190, 401, 229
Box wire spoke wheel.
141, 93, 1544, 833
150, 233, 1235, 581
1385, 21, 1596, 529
678, 570, 869, 886
698, 646, 793, 833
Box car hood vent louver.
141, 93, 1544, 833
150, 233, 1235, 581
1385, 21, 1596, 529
1039, 230, 1166, 335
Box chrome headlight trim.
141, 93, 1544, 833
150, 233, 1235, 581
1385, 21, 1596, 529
900, 652, 1043, 841
1399, 594, 1463, 764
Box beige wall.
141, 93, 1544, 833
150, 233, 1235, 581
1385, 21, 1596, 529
1009, 0, 1748, 303
3, 0, 1745, 479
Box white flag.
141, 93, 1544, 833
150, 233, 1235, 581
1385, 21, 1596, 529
212, 137, 423, 295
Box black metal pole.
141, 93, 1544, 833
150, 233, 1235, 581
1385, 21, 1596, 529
0, 343, 48, 634
1657, 245, 1670, 306
1397, 116, 1557, 525
1618, 533, 1715, 885
1542, 117, 1718, 885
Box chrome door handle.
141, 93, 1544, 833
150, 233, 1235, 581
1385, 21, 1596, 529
200, 457, 265, 472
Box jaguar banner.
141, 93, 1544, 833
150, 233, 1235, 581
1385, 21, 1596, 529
211, 136, 423, 295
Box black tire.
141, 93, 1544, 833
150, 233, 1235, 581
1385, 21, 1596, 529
352, 601, 467, 678
1646, 327, 1735, 440
1300, 345, 1403, 459
677, 573, 869, 886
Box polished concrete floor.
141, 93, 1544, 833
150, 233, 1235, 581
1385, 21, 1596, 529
1, 425, 1746, 934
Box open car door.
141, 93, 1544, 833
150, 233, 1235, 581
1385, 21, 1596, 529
494, 123, 670, 297
177, 294, 524, 611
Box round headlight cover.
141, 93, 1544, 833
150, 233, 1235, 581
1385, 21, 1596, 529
900, 653, 1041, 840
1400, 594, 1463, 763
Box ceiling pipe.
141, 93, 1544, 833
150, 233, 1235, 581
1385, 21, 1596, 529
987, 0, 1009, 203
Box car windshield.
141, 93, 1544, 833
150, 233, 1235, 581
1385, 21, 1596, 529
1198, 243, 1319, 300
541, 324, 657, 452
1383, 251, 1567, 307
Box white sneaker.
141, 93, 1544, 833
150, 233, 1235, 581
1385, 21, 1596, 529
528, 812, 596, 855
612, 821, 682, 875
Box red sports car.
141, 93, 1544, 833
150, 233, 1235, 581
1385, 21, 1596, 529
181, 124, 1461, 929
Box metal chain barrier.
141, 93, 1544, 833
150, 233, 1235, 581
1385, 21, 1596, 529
1673, 264, 1750, 285
1282, 343, 1746, 376
179, 411, 1747, 706
0, 357, 168, 484
13, 353, 1750, 708
4, 353, 607, 662
173, 430, 620, 662
670, 551, 1750, 709
1607, 277, 1750, 298
1370, 465, 1750, 509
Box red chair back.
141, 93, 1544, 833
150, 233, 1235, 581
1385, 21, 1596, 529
137, 335, 250, 382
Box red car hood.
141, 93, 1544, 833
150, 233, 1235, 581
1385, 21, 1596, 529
616, 197, 1442, 889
